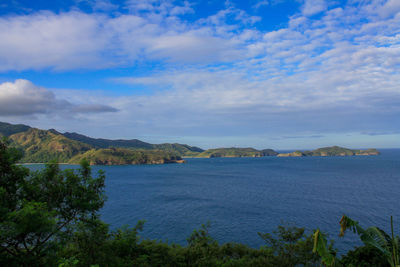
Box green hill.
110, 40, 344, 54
1, 122, 379, 164
0, 121, 31, 137
304, 146, 380, 156
260, 149, 279, 156
3, 123, 188, 165
0, 121, 201, 163
196, 147, 278, 158
69, 148, 184, 165
277, 146, 380, 157
62, 132, 154, 149
9, 128, 92, 163
62, 132, 203, 156
153, 143, 204, 156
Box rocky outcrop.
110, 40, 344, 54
354, 149, 380, 156
277, 151, 304, 157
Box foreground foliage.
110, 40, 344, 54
0, 140, 395, 266
0, 139, 106, 266
313, 215, 399, 267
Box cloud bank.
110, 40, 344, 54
0, 79, 118, 117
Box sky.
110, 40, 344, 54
0, 0, 399, 150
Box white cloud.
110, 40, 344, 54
0, 3, 255, 70
98, 0, 400, 138
0, 79, 118, 116
378, 0, 400, 18
0, 11, 110, 71
125, 0, 194, 15
301, 0, 327, 16
0, 0, 399, 145
360, 0, 400, 19
76, 0, 119, 12
253, 1, 269, 9
0, 79, 57, 116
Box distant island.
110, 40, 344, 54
277, 146, 380, 157
194, 148, 278, 158
0, 122, 380, 165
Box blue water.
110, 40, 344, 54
27, 149, 400, 252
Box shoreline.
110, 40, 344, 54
17, 150, 381, 166
18, 162, 79, 165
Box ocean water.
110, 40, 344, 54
28, 149, 400, 252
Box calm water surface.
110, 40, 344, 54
29, 149, 400, 251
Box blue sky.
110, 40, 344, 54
0, 0, 399, 149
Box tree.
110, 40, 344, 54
340, 245, 390, 267
312, 229, 336, 266
339, 215, 399, 267
185, 222, 220, 266
258, 224, 322, 266
313, 215, 400, 267
0, 139, 106, 266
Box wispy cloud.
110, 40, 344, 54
253, 1, 269, 9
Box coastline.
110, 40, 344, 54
18, 162, 79, 165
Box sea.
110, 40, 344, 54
27, 149, 400, 252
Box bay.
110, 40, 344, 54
27, 149, 400, 252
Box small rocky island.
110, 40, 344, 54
277, 146, 380, 157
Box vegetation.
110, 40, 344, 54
0, 141, 395, 266
313, 215, 399, 267
196, 147, 278, 158
339, 215, 399, 267
9, 128, 92, 163
69, 148, 183, 165
153, 143, 204, 157
62, 132, 155, 150
278, 146, 380, 157
1, 122, 202, 162
304, 146, 380, 156
62, 132, 203, 156
260, 149, 279, 156
0, 121, 31, 137
0, 139, 105, 266
1, 122, 380, 164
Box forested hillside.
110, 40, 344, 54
1, 122, 185, 164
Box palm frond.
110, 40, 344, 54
360, 227, 391, 257
340, 215, 399, 267
313, 229, 335, 267
339, 215, 365, 237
